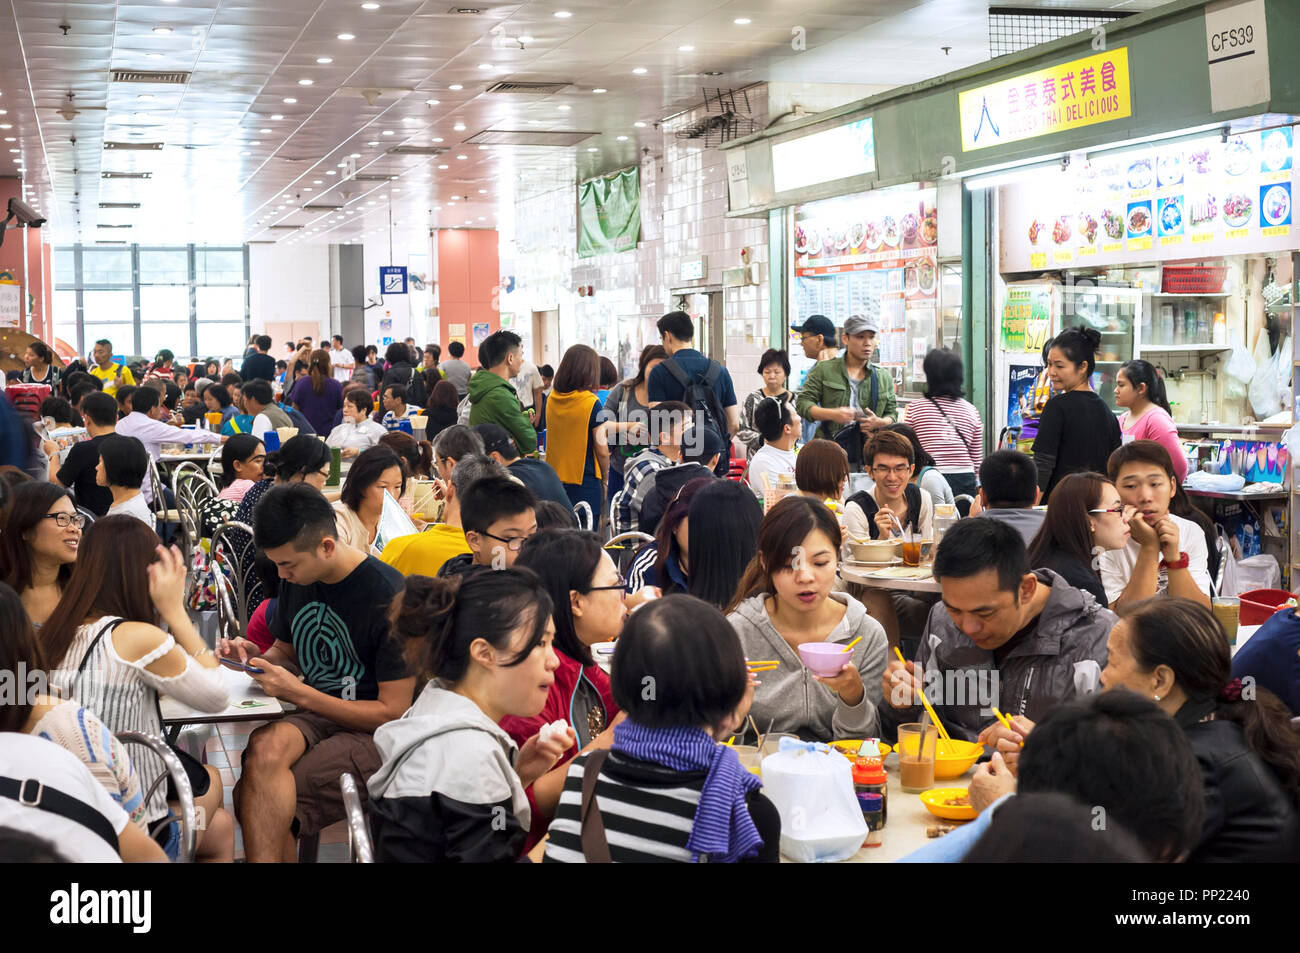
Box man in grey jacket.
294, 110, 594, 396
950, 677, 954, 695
880, 518, 1114, 742
973, 449, 1045, 546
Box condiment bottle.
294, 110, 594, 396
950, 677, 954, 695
852, 757, 888, 825
857, 792, 884, 847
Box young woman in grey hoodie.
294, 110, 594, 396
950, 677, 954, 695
727, 496, 889, 742
367, 569, 575, 862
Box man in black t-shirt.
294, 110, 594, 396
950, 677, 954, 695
240, 334, 277, 383
221, 484, 413, 862
48, 391, 117, 516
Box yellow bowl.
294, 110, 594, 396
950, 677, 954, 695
933, 739, 984, 779
920, 787, 977, 821
830, 738, 892, 760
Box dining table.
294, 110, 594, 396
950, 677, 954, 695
159, 664, 291, 744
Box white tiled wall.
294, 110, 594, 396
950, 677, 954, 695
507, 86, 772, 391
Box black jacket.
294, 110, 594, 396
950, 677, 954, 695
380, 362, 427, 407
1182, 714, 1298, 863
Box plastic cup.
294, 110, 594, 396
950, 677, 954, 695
897, 722, 938, 793
276, 426, 298, 444
733, 745, 762, 777
902, 537, 923, 567
1212, 597, 1240, 645
205, 412, 223, 429
760, 733, 798, 760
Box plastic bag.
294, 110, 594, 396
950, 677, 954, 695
375, 490, 418, 553
760, 737, 866, 862
1248, 332, 1284, 418
1234, 554, 1282, 595
1222, 344, 1256, 402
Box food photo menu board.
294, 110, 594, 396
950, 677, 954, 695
999, 126, 1298, 272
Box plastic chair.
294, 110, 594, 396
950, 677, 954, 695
116, 731, 198, 863
210, 520, 256, 640
172, 462, 219, 565
953, 493, 976, 519
607, 488, 625, 537
605, 531, 654, 577
340, 772, 374, 863
573, 500, 594, 532
75, 505, 97, 525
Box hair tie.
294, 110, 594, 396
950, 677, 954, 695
1218, 677, 1243, 703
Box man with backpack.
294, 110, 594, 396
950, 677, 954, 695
647, 310, 739, 477
379, 341, 428, 409
797, 312, 897, 442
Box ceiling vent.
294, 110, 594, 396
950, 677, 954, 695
302, 204, 344, 212
104, 141, 164, 151
466, 129, 596, 147
266, 224, 300, 231
96, 223, 132, 229
98, 202, 140, 209
486, 81, 571, 95
352, 174, 395, 182
102, 171, 152, 179
111, 70, 191, 85
386, 145, 448, 156
94, 240, 128, 245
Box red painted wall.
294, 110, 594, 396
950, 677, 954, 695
435, 228, 498, 367
0, 176, 50, 343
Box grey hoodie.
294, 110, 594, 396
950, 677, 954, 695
728, 591, 889, 742
367, 683, 531, 862
878, 569, 1115, 741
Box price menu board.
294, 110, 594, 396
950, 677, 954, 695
999, 126, 1297, 272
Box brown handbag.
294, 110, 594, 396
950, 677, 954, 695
579, 748, 613, 863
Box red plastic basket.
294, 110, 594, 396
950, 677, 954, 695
1239, 588, 1295, 626
1161, 266, 1228, 295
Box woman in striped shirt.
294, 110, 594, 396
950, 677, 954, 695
903, 348, 984, 502
42, 516, 234, 862
545, 594, 780, 863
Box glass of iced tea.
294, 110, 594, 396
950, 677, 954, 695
897, 722, 938, 793
901, 528, 922, 567
1211, 597, 1240, 646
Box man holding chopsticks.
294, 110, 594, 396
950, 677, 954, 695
879, 518, 1114, 742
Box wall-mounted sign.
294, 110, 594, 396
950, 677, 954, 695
727, 150, 750, 209
578, 168, 641, 258
772, 117, 875, 193
679, 256, 707, 281
0, 281, 19, 329
1205, 0, 1270, 113
998, 126, 1297, 272
380, 266, 408, 294
959, 47, 1132, 152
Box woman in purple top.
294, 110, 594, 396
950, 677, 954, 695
288, 349, 344, 435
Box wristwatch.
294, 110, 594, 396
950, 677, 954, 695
1159, 551, 1190, 571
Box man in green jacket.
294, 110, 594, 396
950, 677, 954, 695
467, 329, 538, 454
796, 313, 897, 441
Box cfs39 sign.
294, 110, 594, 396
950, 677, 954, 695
1205, 0, 1269, 113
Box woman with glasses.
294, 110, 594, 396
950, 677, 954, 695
506, 529, 626, 850
1027, 472, 1132, 608
0, 482, 82, 627
333, 446, 406, 558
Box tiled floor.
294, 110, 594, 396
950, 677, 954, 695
200, 721, 351, 863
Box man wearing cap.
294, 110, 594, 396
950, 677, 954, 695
792, 314, 839, 363
796, 313, 896, 442
473, 422, 570, 508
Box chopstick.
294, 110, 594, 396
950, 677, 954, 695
747, 663, 779, 673
893, 646, 951, 742
840, 635, 863, 654
992, 706, 1025, 748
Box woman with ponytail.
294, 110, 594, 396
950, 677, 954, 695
1031, 325, 1122, 501
367, 568, 575, 862
1101, 597, 1300, 861
1115, 359, 1187, 483
288, 348, 344, 436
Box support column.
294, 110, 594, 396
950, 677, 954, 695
962, 185, 992, 454
330, 243, 365, 346
435, 228, 499, 361
0, 176, 50, 342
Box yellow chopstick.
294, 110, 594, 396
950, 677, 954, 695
840, 635, 863, 654
992, 706, 1025, 748
746, 659, 779, 667
747, 663, 779, 673
894, 647, 951, 742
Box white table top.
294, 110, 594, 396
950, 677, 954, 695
840, 564, 943, 594
159, 664, 287, 725
157, 452, 216, 465
1232, 624, 1260, 657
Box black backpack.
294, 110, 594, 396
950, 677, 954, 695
662, 356, 730, 477
637, 463, 715, 535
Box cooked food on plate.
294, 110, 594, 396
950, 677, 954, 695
1127, 159, 1153, 189
1157, 154, 1183, 187
1127, 206, 1150, 234
1262, 185, 1291, 226
917, 256, 937, 293
1079, 213, 1099, 244
1052, 216, 1072, 245
1028, 219, 1043, 245
1102, 209, 1124, 240
1224, 138, 1253, 176
1223, 192, 1253, 227
900, 212, 919, 244
1188, 195, 1217, 228
920, 207, 938, 244
882, 215, 900, 246
1187, 149, 1212, 175
1159, 199, 1182, 232
864, 220, 882, 249
848, 221, 866, 248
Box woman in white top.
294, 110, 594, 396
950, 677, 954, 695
43, 516, 234, 862
96, 433, 157, 530
332, 445, 405, 557
903, 348, 984, 501
327, 389, 387, 459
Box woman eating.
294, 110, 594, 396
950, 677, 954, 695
0, 483, 81, 627
545, 344, 610, 518
1031, 325, 1122, 501
728, 495, 888, 741
1027, 472, 1132, 608
368, 569, 574, 862
202, 383, 237, 429
794, 438, 851, 511
602, 344, 666, 500
42, 517, 234, 862
545, 594, 778, 863
217, 434, 265, 503
507, 529, 625, 847
333, 446, 406, 557
288, 349, 344, 436
1115, 359, 1187, 484
738, 348, 794, 457
327, 389, 387, 459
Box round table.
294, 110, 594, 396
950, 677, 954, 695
840, 563, 942, 594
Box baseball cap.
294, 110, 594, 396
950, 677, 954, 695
473, 422, 517, 459
681, 424, 729, 464
843, 313, 880, 335
791, 314, 836, 341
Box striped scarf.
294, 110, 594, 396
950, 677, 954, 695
611, 720, 763, 863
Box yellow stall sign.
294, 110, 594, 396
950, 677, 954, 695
960, 47, 1132, 152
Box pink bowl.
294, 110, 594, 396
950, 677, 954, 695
798, 642, 851, 678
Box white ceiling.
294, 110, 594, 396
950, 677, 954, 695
0, 0, 1169, 250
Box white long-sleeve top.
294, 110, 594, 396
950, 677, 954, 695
51, 616, 230, 823
326, 418, 387, 452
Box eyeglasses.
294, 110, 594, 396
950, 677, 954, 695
587, 574, 628, 593
43, 512, 87, 529
871, 464, 912, 477
1089, 504, 1126, 515
481, 531, 533, 552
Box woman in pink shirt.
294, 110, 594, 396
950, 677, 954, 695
1115, 360, 1187, 484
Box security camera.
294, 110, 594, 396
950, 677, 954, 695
0, 197, 45, 246
7, 198, 46, 228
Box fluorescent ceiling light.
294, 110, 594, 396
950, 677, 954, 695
283, 97, 297, 104
298, 79, 313, 86
425, 99, 440, 106
338, 32, 356, 40
152, 26, 173, 35
734, 18, 751, 25
632, 67, 647, 74
554, 10, 572, 18
317, 57, 333, 64
449, 84, 463, 91
678, 45, 694, 51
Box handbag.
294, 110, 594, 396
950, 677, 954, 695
927, 397, 978, 470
